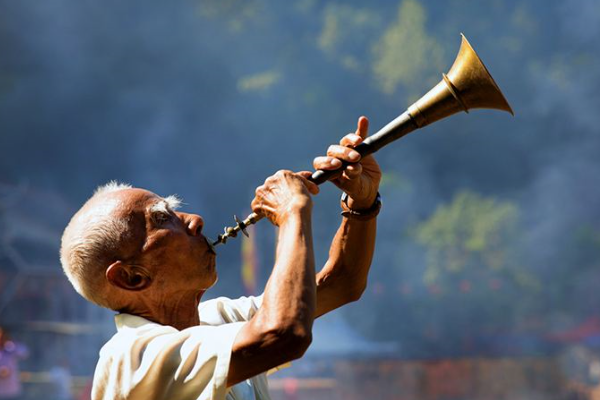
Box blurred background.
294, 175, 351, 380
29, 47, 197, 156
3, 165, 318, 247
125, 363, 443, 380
1, 0, 600, 399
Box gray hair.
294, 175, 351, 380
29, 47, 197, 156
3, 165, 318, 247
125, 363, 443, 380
60, 181, 132, 308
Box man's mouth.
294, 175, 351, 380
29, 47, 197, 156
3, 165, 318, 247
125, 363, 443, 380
205, 236, 217, 255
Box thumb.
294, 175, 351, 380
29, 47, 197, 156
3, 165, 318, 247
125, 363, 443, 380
356, 116, 369, 140
296, 171, 320, 195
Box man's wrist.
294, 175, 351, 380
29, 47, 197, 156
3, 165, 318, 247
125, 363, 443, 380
279, 201, 312, 226
340, 192, 382, 220
346, 193, 378, 211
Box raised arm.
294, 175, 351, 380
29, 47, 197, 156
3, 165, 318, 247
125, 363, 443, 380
227, 170, 318, 387
311, 116, 382, 317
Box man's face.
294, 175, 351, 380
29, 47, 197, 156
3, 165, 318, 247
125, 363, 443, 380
111, 188, 218, 294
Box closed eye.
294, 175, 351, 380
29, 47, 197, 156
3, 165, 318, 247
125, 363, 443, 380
149, 198, 182, 228
151, 211, 173, 227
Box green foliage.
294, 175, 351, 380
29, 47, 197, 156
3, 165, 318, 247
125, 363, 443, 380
237, 70, 282, 93
576, 225, 600, 249
317, 4, 381, 72
415, 190, 519, 283
371, 0, 444, 97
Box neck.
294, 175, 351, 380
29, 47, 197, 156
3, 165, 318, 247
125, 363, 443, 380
130, 289, 205, 330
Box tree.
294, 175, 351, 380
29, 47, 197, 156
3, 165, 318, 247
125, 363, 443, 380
415, 190, 520, 285
371, 0, 444, 98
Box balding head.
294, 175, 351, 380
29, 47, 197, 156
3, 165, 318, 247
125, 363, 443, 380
60, 182, 136, 308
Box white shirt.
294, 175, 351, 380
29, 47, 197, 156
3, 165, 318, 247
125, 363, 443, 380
92, 295, 275, 400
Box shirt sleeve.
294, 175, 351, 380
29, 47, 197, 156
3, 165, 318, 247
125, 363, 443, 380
198, 295, 292, 375
198, 294, 264, 325
93, 322, 246, 400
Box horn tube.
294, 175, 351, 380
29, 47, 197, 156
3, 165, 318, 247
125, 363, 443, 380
213, 34, 513, 246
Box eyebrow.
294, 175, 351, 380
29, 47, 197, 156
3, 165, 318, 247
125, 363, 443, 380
149, 195, 182, 214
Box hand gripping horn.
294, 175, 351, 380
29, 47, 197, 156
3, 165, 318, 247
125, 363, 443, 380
213, 34, 514, 246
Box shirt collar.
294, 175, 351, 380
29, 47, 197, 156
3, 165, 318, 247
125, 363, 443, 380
115, 313, 159, 331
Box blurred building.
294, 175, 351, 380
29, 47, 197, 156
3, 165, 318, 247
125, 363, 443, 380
0, 182, 113, 399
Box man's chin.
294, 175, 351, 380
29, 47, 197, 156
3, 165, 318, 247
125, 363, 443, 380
208, 258, 218, 288
206, 270, 218, 289
210, 274, 218, 288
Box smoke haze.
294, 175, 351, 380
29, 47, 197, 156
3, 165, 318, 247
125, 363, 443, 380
1, 0, 600, 393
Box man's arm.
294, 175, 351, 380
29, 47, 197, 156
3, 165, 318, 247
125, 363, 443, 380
311, 116, 382, 318
315, 216, 376, 317
227, 170, 318, 387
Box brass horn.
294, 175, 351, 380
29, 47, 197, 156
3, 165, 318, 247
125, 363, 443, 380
213, 34, 514, 246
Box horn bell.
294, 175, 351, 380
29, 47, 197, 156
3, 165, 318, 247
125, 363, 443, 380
408, 34, 514, 128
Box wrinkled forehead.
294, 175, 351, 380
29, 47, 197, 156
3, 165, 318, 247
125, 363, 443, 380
94, 188, 182, 222
67, 191, 146, 240
82, 188, 158, 220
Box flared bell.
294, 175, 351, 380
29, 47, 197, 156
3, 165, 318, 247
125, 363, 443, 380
408, 34, 514, 128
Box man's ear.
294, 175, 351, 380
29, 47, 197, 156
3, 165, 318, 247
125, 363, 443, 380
106, 261, 152, 291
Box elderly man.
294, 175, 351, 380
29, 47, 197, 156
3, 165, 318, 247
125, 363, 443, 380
60, 117, 381, 400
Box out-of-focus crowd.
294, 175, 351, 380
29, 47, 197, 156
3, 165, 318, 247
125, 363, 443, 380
0, 325, 73, 400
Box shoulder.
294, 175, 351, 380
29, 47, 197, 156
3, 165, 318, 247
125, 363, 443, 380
93, 314, 247, 400
96, 313, 247, 366
97, 314, 177, 368
199, 294, 263, 325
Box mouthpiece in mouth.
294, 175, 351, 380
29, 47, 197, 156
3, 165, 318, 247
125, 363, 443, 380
206, 237, 218, 254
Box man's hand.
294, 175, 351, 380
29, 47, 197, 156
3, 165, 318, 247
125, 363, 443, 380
313, 116, 381, 210
251, 170, 319, 226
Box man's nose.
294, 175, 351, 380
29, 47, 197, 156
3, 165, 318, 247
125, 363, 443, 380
179, 212, 204, 236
